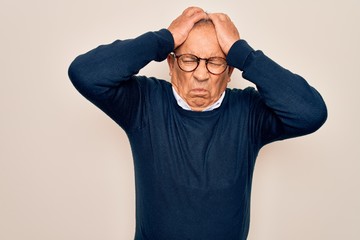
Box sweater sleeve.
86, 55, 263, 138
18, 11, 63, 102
227, 40, 327, 146
68, 29, 174, 129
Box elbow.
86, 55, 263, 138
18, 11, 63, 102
299, 98, 328, 135
282, 95, 328, 138
68, 57, 83, 88
68, 56, 92, 96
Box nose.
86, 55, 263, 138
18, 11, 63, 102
193, 60, 210, 81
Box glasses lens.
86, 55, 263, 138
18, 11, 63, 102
176, 54, 227, 74
207, 57, 227, 75
178, 54, 199, 72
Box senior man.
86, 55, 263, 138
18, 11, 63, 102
68, 7, 327, 240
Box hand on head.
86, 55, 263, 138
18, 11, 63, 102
167, 7, 208, 49
167, 7, 240, 55
208, 13, 240, 55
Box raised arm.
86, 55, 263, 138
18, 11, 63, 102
68, 7, 207, 129
69, 29, 174, 124
209, 13, 327, 145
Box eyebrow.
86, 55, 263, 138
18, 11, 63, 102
175, 52, 225, 58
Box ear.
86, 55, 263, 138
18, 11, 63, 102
167, 54, 175, 75
227, 66, 234, 82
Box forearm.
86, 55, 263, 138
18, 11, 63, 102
227, 40, 327, 138
68, 29, 174, 102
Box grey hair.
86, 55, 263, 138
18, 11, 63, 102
194, 18, 214, 27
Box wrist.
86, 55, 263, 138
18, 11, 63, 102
226, 39, 254, 71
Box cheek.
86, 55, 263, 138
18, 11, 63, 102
212, 75, 229, 91
173, 70, 192, 88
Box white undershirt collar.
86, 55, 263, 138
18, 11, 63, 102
172, 87, 225, 112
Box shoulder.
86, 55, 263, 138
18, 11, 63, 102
131, 76, 173, 102
224, 87, 266, 113
133, 76, 171, 92
226, 87, 261, 102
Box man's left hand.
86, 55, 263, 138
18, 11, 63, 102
208, 13, 240, 55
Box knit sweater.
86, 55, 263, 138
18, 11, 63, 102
68, 29, 327, 240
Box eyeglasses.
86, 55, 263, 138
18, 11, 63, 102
171, 53, 228, 75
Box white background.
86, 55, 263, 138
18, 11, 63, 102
1, 0, 359, 239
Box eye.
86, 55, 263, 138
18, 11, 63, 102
181, 55, 198, 63
208, 58, 226, 67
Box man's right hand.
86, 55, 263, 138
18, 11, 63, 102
167, 7, 208, 49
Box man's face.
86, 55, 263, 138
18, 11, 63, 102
167, 23, 234, 111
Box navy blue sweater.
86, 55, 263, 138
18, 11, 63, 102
68, 29, 327, 240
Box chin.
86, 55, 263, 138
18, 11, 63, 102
190, 98, 211, 107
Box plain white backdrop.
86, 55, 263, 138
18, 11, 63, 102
1, 0, 359, 239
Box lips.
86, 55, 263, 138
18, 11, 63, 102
190, 88, 208, 97
191, 88, 207, 92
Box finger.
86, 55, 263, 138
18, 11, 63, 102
183, 6, 204, 17
207, 13, 219, 26
189, 11, 208, 23
208, 13, 227, 23
182, 7, 204, 18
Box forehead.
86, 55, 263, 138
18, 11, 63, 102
176, 22, 225, 57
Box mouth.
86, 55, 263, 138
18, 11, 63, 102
191, 88, 207, 92
190, 88, 208, 97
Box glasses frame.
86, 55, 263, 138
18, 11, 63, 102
171, 52, 228, 75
